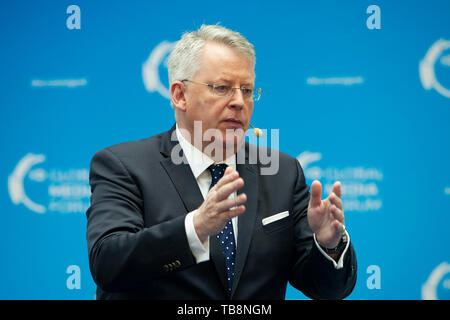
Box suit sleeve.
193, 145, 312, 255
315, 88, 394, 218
86, 148, 196, 292
288, 158, 357, 300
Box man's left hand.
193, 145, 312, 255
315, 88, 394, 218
307, 180, 345, 249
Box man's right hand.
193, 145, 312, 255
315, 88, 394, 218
193, 167, 247, 243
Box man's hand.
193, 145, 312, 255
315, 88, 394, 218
194, 167, 247, 243
307, 180, 345, 249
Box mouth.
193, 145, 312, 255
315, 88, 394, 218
221, 118, 244, 129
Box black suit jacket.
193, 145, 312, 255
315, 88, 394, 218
86, 125, 357, 299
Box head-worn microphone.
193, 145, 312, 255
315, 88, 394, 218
249, 123, 263, 138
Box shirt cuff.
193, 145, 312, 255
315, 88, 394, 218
185, 210, 210, 263
313, 231, 350, 270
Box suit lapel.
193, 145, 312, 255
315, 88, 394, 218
160, 159, 204, 213
159, 125, 204, 214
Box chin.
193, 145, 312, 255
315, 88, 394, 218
203, 127, 246, 160
223, 134, 245, 152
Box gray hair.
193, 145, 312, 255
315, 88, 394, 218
167, 24, 256, 86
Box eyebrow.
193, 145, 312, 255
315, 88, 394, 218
214, 78, 254, 87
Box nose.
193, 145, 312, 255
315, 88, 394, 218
227, 88, 245, 111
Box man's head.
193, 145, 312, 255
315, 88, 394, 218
168, 25, 257, 159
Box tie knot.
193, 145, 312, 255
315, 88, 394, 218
208, 164, 228, 189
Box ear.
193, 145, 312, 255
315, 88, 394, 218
171, 81, 187, 112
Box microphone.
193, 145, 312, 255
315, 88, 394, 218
249, 123, 263, 138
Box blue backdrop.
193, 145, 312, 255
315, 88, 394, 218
1, 0, 449, 300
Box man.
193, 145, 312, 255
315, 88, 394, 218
86, 24, 357, 300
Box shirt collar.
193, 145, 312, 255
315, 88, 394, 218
175, 124, 236, 179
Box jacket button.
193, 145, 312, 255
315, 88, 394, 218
163, 264, 170, 272
174, 260, 181, 267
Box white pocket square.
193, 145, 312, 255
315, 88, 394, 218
262, 211, 289, 226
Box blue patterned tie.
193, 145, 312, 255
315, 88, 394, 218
208, 163, 236, 293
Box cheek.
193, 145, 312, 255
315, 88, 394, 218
188, 99, 225, 129
205, 100, 227, 119
247, 103, 254, 117
242, 103, 254, 124
187, 96, 209, 119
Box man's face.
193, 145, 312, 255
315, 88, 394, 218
183, 42, 255, 155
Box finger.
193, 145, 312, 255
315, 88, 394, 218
215, 177, 244, 201
330, 205, 345, 224
335, 221, 346, 235
222, 205, 246, 220
332, 181, 342, 198
309, 180, 322, 208
223, 166, 234, 176
216, 193, 247, 212
214, 167, 239, 189
329, 192, 343, 210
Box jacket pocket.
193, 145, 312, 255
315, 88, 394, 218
261, 211, 291, 235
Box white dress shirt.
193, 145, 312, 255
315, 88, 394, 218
176, 125, 349, 269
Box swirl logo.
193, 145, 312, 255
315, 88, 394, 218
419, 39, 450, 98
8, 153, 91, 214
8, 153, 47, 213
142, 41, 175, 100
422, 262, 450, 300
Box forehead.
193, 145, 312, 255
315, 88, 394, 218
196, 41, 255, 83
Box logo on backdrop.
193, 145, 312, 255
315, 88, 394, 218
142, 41, 175, 100
8, 153, 90, 214
297, 151, 383, 212
419, 38, 450, 98
30, 78, 87, 88
306, 76, 364, 86
422, 262, 450, 300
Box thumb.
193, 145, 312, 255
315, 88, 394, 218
309, 180, 322, 208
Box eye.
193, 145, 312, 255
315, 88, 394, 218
214, 85, 229, 94
242, 88, 253, 96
